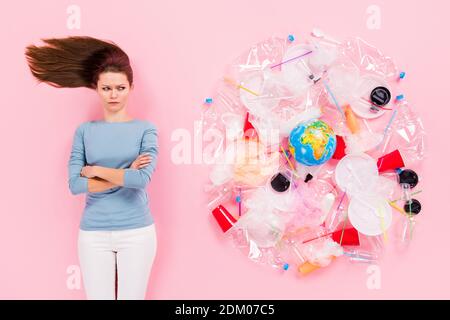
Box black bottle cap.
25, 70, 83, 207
304, 173, 313, 183
370, 86, 391, 106
270, 173, 290, 192
399, 169, 419, 189
404, 199, 421, 215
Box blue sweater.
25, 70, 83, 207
68, 119, 158, 231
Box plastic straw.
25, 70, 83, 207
270, 50, 313, 69
224, 77, 260, 96
329, 191, 346, 230
391, 190, 422, 203
280, 145, 300, 178
339, 214, 348, 245
408, 202, 413, 240
323, 80, 344, 117
388, 201, 407, 215
238, 188, 242, 217
302, 231, 333, 244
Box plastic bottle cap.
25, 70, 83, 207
396, 94, 404, 101
404, 199, 421, 215
304, 173, 313, 183
370, 86, 391, 106
399, 169, 419, 189
205, 97, 213, 104
270, 172, 291, 192
399, 72, 406, 79
288, 34, 295, 42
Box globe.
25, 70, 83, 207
288, 120, 337, 166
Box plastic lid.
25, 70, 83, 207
350, 75, 388, 119
399, 169, 419, 189
348, 194, 393, 236
404, 199, 421, 215
370, 86, 391, 106
335, 153, 379, 196
270, 172, 291, 192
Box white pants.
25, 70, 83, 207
77, 224, 157, 300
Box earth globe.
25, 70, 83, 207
288, 119, 337, 166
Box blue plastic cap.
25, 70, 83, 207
396, 94, 404, 101
288, 34, 295, 42
283, 263, 289, 270
205, 97, 213, 104
399, 72, 406, 79
235, 196, 241, 203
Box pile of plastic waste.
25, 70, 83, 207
202, 29, 426, 276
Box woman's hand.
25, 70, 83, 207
81, 165, 97, 178
130, 153, 152, 170
80, 153, 152, 180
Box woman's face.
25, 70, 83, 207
96, 72, 133, 113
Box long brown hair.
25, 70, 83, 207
25, 36, 133, 89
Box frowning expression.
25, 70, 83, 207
96, 72, 133, 113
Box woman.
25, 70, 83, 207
25, 36, 159, 300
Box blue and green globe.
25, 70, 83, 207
288, 120, 337, 166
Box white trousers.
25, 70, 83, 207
77, 224, 157, 300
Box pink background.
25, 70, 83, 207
1, 0, 448, 299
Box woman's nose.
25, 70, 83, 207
110, 90, 118, 98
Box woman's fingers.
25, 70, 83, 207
133, 154, 152, 169
140, 157, 152, 163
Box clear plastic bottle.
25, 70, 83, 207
386, 98, 426, 163
344, 249, 378, 264
400, 215, 416, 244
395, 173, 419, 243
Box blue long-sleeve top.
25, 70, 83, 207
68, 119, 158, 231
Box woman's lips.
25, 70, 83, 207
108, 102, 120, 104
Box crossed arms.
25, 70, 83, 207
68, 125, 158, 195
82, 155, 152, 193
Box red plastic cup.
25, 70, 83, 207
332, 135, 346, 160
377, 149, 405, 173
212, 205, 237, 233
331, 227, 360, 246
243, 112, 259, 140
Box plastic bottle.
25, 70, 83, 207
386, 98, 426, 163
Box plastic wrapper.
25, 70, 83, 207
203, 30, 426, 275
